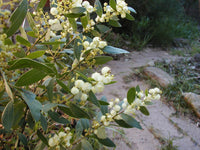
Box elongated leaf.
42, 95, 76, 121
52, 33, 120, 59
65, 13, 84, 18
100, 96, 108, 115
69, 18, 77, 32
40, 41, 65, 45
81, 15, 88, 29
27, 112, 35, 129
27, 12, 39, 34
40, 114, 47, 131
58, 105, 75, 117
6, 0, 28, 37
71, 7, 86, 14
94, 0, 103, 17
75, 119, 90, 137
136, 85, 140, 93
48, 111, 69, 124
126, 13, 135, 21
46, 78, 55, 102
27, 31, 38, 38
74, 38, 83, 60
21, 90, 42, 121
96, 25, 110, 33
92, 56, 113, 65
95, 136, 116, 147
128, 7, 136, 13
103, 46, 129, 54
13, 101, 26, 128
18, 133, 28, 146
2, 101, 14, 130
99, 100, 109, 105
16, 35, 31, 47
69, 103, 90, 119
19, 26, 28, 40
56, 79, 70, 93
75, 71, 92, 83
81, 139, 93, 150
2, 71, 13, 101
37, 0, 48, 10
42, 103, 58, 113
37, 130, 49, 146
13, 48, 26, 58
9, 58, 55, 74
139, 106, 149, 116
127, 87, 136, 105
120, 113, 142, 129
15, 68, 47, 86
109, 0, 116, 10
26, 50, 45, 59
114, 119, 132, 128
109, 20, 121, 27
88, 91, 100, 107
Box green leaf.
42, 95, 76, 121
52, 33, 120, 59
97, 126, 107, 139
127, 87, 136, 105
37, 0, 48, 10
9, 58, 55, 74
69, 103, 90, 119
27, 31, 38, 38
109, 0, 116, 10
27, 12, 39, 35
92, 56, 113, 65
58, 105, 75, 117
26, 50, 45, 59
120, 113, 142, 129
69, 18, 77, 32
76, 119, 90, 137
15, 68, 47, 86
56, 79, 70, 93
125, 13, 135, 21
71, 7, 86, 14
81, 15, 88, 29
75, 71, 92, 83
37, 130, 49, 146
48, 111, 70, 124
136, 85, 140, 93
95, 136, 116, 147
88, 91, 100, 107
4, 38, 13, 45
40, 41, 65, 45
74, 38, 83, 60
16, 35, 31, 47
21, 90, 42, 121
99, 100, 109, 105
94, 0, 103, 17
81, 139, 93, 150
100, 96, 108, 115
75, 120, 83, 137
2, 101, 14, 130
6, 0, 28, 37
42, 103, 58, 113
13, 101, 26, 128
65, 13, 84, 18
96, 25, 110, 33
40, 114, 47, 131
2, 71, 14, 101
19, 26, 28, 40
18, 133, 28, 146
13, 48, 26, 58
103, 46, 129, 54
128, 7, 136, 13
139, 106, 149, 116
109, 20, 121, 27
144, 101, 153, 105
46, 78, 55, 102
27, 112, 35, 129
114, 119, 132, 128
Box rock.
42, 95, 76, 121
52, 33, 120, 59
183, 92, 200, 118
146, 61, 155, 67
143, 67, 175, 87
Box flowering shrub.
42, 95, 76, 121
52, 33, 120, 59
0, 0, 161, 149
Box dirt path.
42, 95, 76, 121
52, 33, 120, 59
101, 48, 200, 150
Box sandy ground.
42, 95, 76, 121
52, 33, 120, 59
99, 48, 200, 150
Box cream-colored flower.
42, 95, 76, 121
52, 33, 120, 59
50, 7, 58, 16
71, 87, 79, 95
81, 93, 88, 101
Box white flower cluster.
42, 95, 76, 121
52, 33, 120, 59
71, 0, 94, 13
82, 37, 107, 56
99, 88, 162, 127
48, 127, 72, 149
95, 0, 130, 23
71, 67, 114, 101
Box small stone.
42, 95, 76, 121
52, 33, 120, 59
183, 92, 200, 118
143, 67, 175, 87
147, 61, 155, 67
